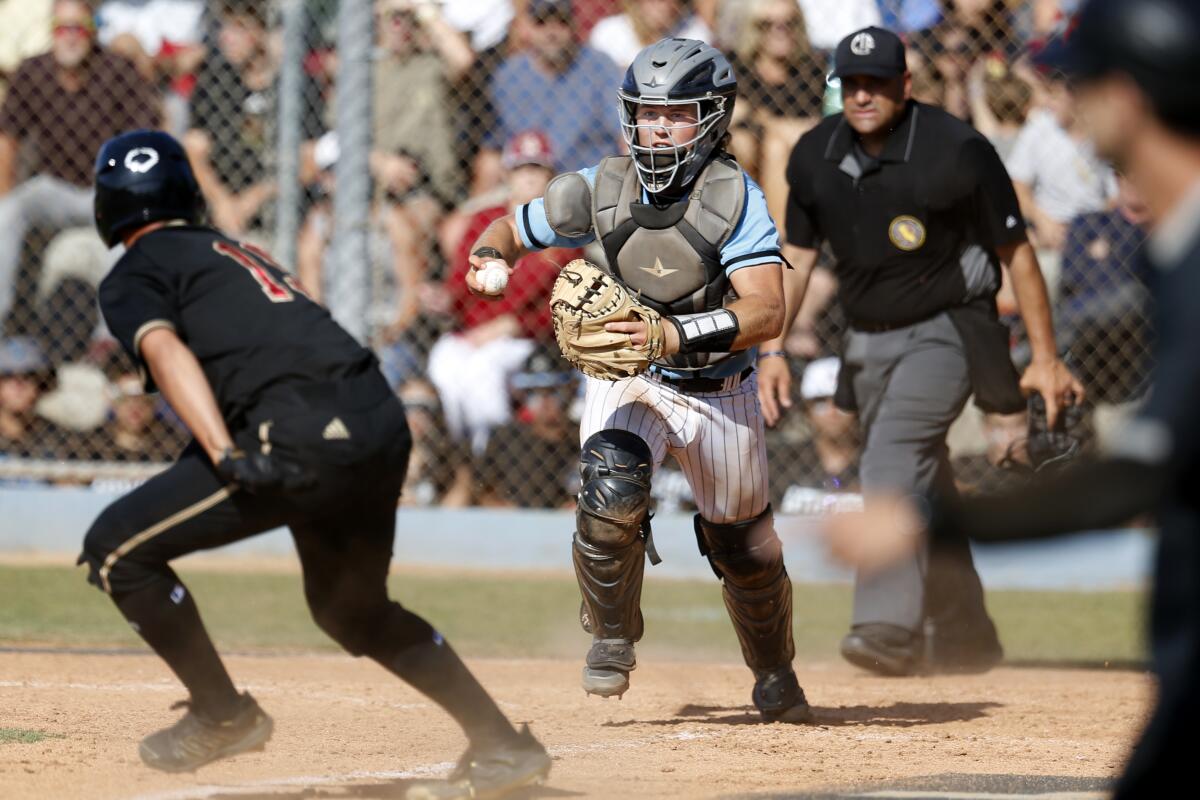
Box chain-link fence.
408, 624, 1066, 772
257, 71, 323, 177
0, 0, 1152, 513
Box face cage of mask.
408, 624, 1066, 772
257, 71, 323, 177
618, 92, 728, 194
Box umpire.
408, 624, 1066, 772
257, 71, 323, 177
78, 131, 550, 797
761, 25, 1082, 675
825, 0, 1200, 794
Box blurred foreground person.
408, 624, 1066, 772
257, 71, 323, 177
823, 2, 1200, 795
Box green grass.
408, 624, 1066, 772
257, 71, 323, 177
0, 565, 1147, 665
0, 728, 61, 745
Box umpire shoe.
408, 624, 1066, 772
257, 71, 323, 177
753, 666, 814, 723
926, 627, 1004, 675
840, 623, 920, 676
405, 724, 552, 800
581, 638, 636, 698
139, 693, 273, 773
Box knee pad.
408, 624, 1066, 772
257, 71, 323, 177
695, 506, 795, 670
573, 430, 653, 640
577, 429, 653, 543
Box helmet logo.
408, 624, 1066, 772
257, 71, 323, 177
850, 32, 875, 56
124, 147, 159, 174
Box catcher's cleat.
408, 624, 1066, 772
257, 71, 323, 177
581, 638, 635, 698
752, 666, 814, 723
139, 693, 273, 773
404, 724, 552, 800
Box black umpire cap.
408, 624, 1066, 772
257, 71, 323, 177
1035, 0, 1200, 132
832, 27, 907, 79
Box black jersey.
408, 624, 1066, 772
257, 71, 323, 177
785, 102, 1027, 326
99, 225, 375, 424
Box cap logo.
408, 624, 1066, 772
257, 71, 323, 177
889, 215, 926, 251
124, 147, 159, 174
850, 32, 875, 56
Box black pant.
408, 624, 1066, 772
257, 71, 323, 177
78, 370, 520, 746
79, 371, 419, 656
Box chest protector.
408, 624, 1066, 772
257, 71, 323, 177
593, 155, 746, 372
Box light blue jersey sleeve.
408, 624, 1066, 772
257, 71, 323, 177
516, 165, 600, 250
720, 174, 783, 275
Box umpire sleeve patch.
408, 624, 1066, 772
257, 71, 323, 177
544, 172, 594, 239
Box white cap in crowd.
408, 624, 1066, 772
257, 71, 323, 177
800, 357, 840, 401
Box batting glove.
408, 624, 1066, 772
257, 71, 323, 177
215, 448, 315, 493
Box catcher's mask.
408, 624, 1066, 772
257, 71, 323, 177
618, 38, 737, 197
998, 392, 1087, 475
94, 129, 205, 247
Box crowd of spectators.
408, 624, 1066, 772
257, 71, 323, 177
0, 0, 1150, 508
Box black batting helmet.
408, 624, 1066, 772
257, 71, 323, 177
93, 130, 205, 247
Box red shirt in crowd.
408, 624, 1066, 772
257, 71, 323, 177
448, 205, 582, 338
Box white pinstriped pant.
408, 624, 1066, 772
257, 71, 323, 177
579, 371, 769, 524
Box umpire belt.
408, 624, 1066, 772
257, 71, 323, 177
849, 309, 941, 333
648, 366, 753, 394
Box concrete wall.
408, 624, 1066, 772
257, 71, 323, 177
0, 487, 1152, 590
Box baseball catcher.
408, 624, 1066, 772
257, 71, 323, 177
465, 38, 811, 723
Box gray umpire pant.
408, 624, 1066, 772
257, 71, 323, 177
843, 312, 987, 633
0, 176, 95, 323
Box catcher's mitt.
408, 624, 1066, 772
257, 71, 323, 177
998, 393, 1087, 475
550, 259, 666, 381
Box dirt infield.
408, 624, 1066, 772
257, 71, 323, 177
0, 650, 1151, 799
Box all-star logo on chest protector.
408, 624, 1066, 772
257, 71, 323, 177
640, 257, 679, 279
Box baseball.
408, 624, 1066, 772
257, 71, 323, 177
478, 262, 508, 295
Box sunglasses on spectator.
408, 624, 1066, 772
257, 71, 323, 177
52, 17, 95, 36
532, 11, 571, 26
756, 17, 800, 32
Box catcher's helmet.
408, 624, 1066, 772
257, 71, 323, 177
94, 130, 205, 247
618, 38, 737, 196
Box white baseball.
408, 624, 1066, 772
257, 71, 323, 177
478, 262, 508, 295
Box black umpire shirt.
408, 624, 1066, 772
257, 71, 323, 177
99, 225, 375, 425
785, 101, 1027, 326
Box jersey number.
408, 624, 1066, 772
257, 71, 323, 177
212, 241, 310, 303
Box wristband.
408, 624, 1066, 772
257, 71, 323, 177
472, 246, 503, 261
667, 309, 740, 355
757, 350, 787, 360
